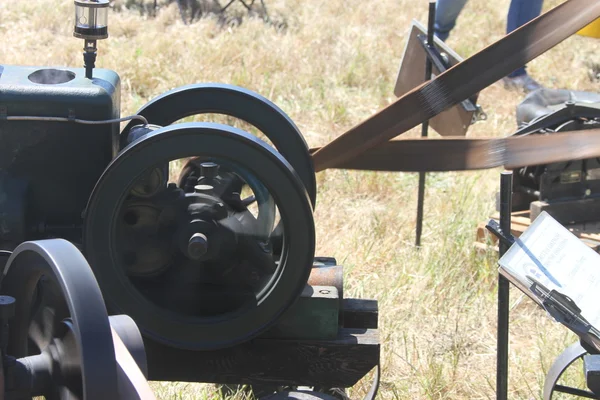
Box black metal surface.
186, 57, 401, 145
552, 385, 599, 398
0, 239, 119, 400
262, 391, 340, 400
485, 219, 515, 248
175, 155, 288, 255
415, 2, 435, 248
497, 171, 512, 400
585, 354, 600, 396
515, 89, 600, 132
509, 92, 600, 210
251, 364, 378, 400
84, 122, 315, 351
0, 172, 28, 250
120, 83, 317, 208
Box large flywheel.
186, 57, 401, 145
84, 122, 316, 350
120, 83, 317, 208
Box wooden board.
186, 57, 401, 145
145, 299, 379, 388
475, 210, 600, 254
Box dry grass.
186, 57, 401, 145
2, 0, 600, 398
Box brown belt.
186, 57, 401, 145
309, 129, 600, 171
311, 0, 600, 173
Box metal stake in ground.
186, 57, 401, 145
497, 170, 513, 400
415, 0, 436, 247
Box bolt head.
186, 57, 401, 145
200, 162, 220, 180
188, 233, 208, 260
0, 296, 16, 319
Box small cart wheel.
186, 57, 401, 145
544, 341, 599, 399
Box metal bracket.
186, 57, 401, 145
484, 219, 515, 248
472, 104, 488, 124
417, 34, 486, 125
585, 354, 600, 396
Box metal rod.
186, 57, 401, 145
5, 114, 149, 126
497, 170, 513, 400
83, 40, 97, 80
415, 0, 436, 247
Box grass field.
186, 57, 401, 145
2, 0, 600, 398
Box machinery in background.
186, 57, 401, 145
503, 88, 600, 225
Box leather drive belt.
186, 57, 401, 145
311, 0, 600, 173
309, 128, 600, 172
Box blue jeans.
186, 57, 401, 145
434, 0, 543, 77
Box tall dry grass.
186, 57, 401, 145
2, 0, 600, 398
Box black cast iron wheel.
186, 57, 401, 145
543, 341, 599, 399
0, 239, 119, 400
120, 83, 317, 208
84, 122, 315, 350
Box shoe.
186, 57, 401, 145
502, 74, 543, 93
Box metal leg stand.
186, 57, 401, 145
497, 170, 512, 400
415, 0, 436, 247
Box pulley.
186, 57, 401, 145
84, 122, 315, 350
119, 83, 317, 208
0, 239, 153, 399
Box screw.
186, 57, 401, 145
319, 289, 331, 295
440, 52, 449, 65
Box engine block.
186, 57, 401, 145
0, 65, 120, 246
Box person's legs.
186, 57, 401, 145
506, 0, 544, 34
434, 0, 469, 41
506, 0, 544, 78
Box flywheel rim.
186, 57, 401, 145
84, 122, 315, 350
120, 83, 317, 208
0, 239, 119, 400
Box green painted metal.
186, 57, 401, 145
263, 285, 339, 340
0, 65, 120, 228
